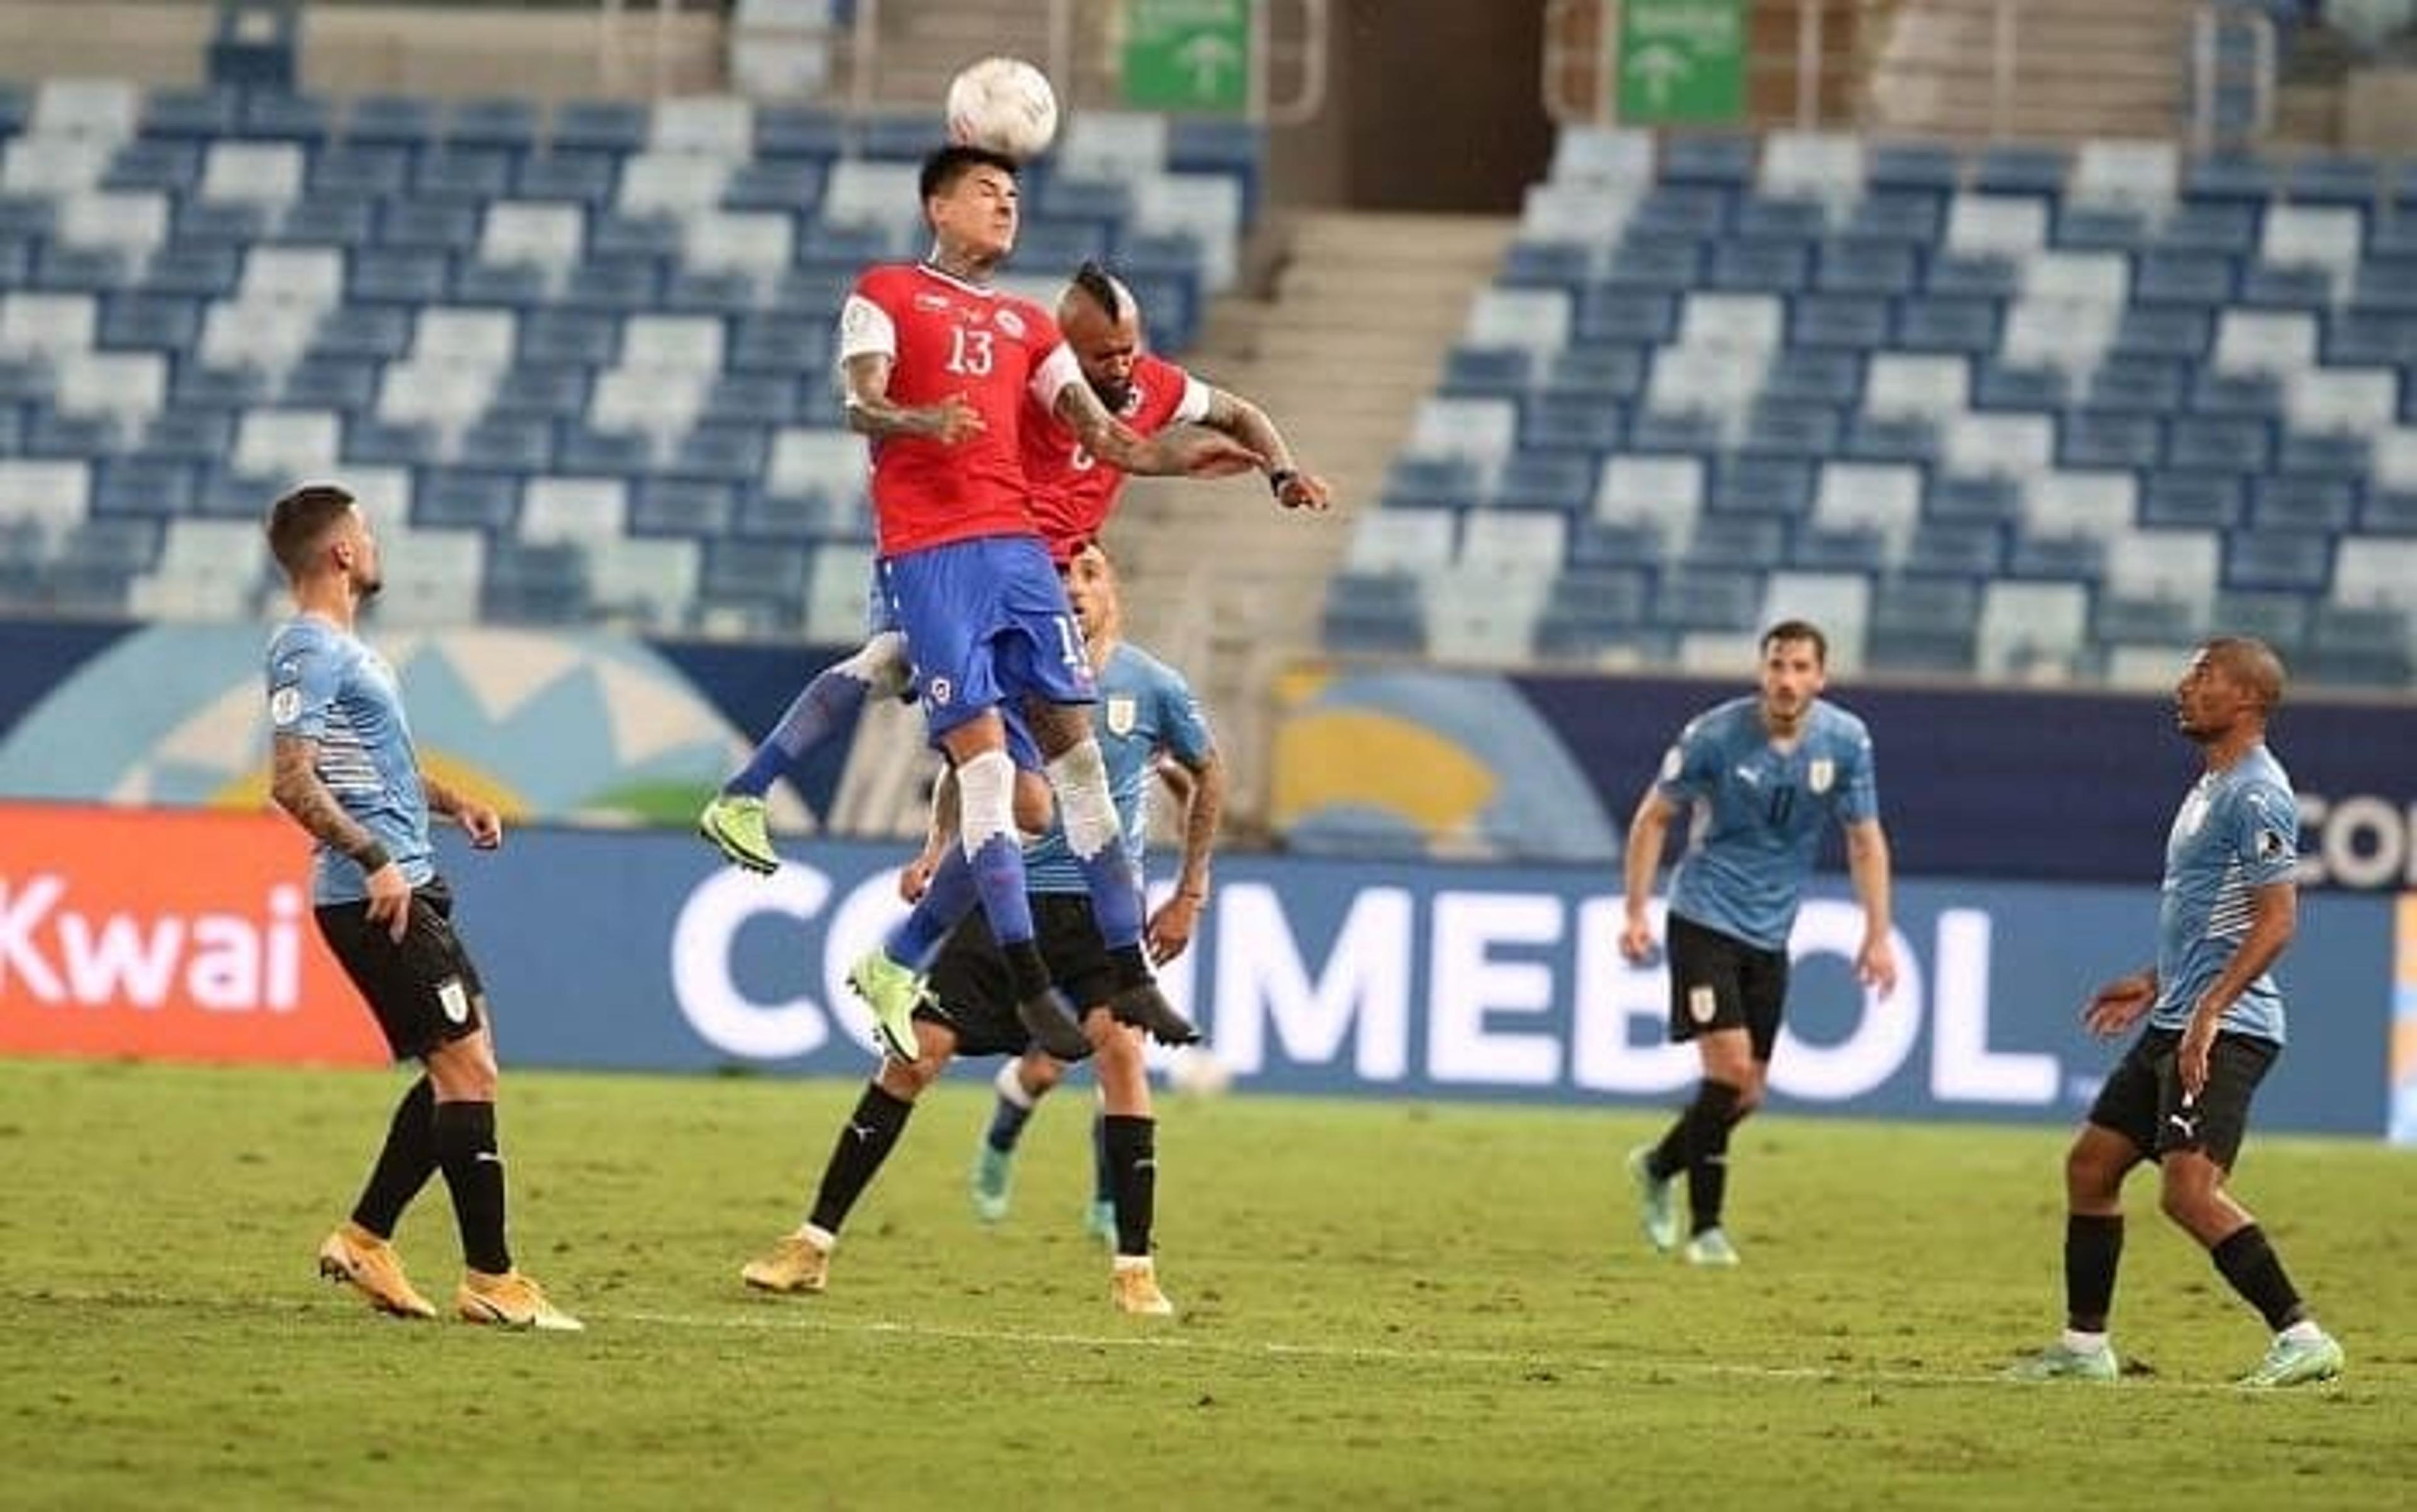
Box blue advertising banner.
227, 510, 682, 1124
1275, 665, 2417, 888
426, 826, 2398, 1136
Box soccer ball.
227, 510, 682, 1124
944, 56, 1059, 162
1166, 1044, 1235, 1099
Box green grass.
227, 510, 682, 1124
3, 1057, 2411, 1509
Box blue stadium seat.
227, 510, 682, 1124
1531, 568, 1654, 663
458, 417, 556, 473
1709, 456, 1815, 517
2006, 531, 2107, 582
2186, 371, 2281, 417
1518, 393, 1624, 454
2307, 604, 2413, 685
2111, 306, 2212, 359
488, 364, 590, 423
1844, 192, 1944, 245
798, 220, 894, 271
703, 375, 799, 429
559, 257, 658, 313
2214, 589, 2311, 649
415, 468, 522, 533
1736, 197, 1827, 245
1904, 519, 2005, 577
2183, 152, 2279, 204
2053, 205, 2151, 252
415, 148, 516, 203
312, 143, 411, 198
1380, 456, 1481, 512
1491, 452, 1597, 511
2239, 263, 2331, 310
663, 269, 759, 317
1652, 566, 1766, 630
1322, 572, 1427, 657
2289, 152, 2381, 206
104, 139, 201, 194
2276, 431, 2369, 482
699, 538, 811, 615
1814, 239, 1919, 297
1604, 235, 1703, 291
1924, 254, 2019, 299
735, 487, 848, 543
140, 407, 240, 464
140, 86, 242, 139
730, 313, 831, 375
481, 539, 590, 624
453, 261, 549, 307
1631, 186, 1730, 238
1501, 240, 1595, 290
1971, 144, 2071, 198
1791, 295, 1890, 349
0, 359, 43, 406
2134, 251, 2236, 306
1866, 575, 1981, 672
1036, 176, 1132, 224
172, 200, 271, 248
434, 96, 536, 152
2094, 593, 2199, 645
1568, 519, 1669, 569
1661, 135, 1755, 189
771, 267, 851, 318
630, 477, 735, 537
1864, 144, 1958, 195
1895, 298, 1999, 355
0, 405, 19, 456
514, 151, 619, 207
1973, 361, 2070, 412
1740, 400, 1843, 460
1710, 239, 1810, 293
2059, 409, 2164, 470
670, 426, 769, 485
25, 409, 123, 458
282, 354, 382, 413
0, 196, 52, 240
1927, 473, 2023, 526
351, 249, 451, 303
1168, 117, 1265, 222
755, 105, 848, 161
1576, 288, 1677, 344
244, 91, 334, 143
98, 293, 201, 352
2361, 487, 2417, 533
347, 417, 439, 468
36, 245, 135, 294
2160, 203, 2259, 256
2224, 531, 2333, 594
559, 425, 654, 477
274, 195, 377, 251
382, 201, 483, 254
1441, 345, 1534, 398
724, 159, 825, 215
1681, 514, 1787, 570
91, 458, 196, 519
1763, 347, 1862, 407
548, 100, 649, 155
2085, 356, 2185, 415
2141, 470, 2245, 528
2168, 417, 2272, 473
344, 94, 439, 149
857, 113, 944, 162
315, 305, 414, 361
2250, 475, 2357, 531
1842, 414, 1939, 465
1629, 408, 1724, 455
2323, 306, 2417, 365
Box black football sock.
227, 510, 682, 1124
1686, 1085, 1742, 1235
351, 1075, 437, 1239
808, 1083, 915, 1235
1102, 1114, 1157, 1258
432, 1099, 512, 1275
2210, 1224, 2308, 1332
2064, 1212, 2124, 1333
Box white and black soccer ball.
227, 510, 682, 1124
1165, 1044, 1235, 1099
944, 56, 1060, 162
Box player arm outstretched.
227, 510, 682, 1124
1618, 789, 1681, 964
1054, 380, 1260, 478
1198, 387, 1332, 511
1146, 747, 1225, 965
419, 769, 502, 849
270, 734, 411, 940
1844, 818, 1898, 995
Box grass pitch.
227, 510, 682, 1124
3, 1056, 2410, 1509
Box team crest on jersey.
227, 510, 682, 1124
913, 292, 949, 312
1105, 696, 1138, 736
926, 676, 953, 708
996, 307, 1026, 339
1808, 758, 1835, 794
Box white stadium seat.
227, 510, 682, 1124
234, 410, 342, 478
2025, 471, 2138, 539
1862, 353, 1969, 421
1945, 413, 2056, 479
2212, 310, 2319, 376
1979, 581, 2092, 679
1945, 195, 2049, 257
520, 478, 632, 548
30, 79, 140, 142
1344, 507, 1457, 575
0, 292, 98, 360
2105, 529, 2220, 601
481, 202, 588, 272
199, 142, 303, 204
240, 247, 347, 311
2286, 370, 2398, 436
1519, 182, 1635, 244
1465, 288, 1570, 353
767, 428, 867, 497
0, 136, 112, 195
1759, 130, 1864, 205
0, 459, 93, 531
56, 192, 170, 257
1549, 127, 1655, 186
1057, 111, 1170, 184
1813, 462, 1921, 556
1595, 454, 1704, 529
198, 300, 317, 373
618, 153, 733, 218
1679, 293, 1785, 351
2070, 139, 2179, 215
620, 314, 726, 373
648, 96, 756, 159
1406, 397, 1518, 471
413, 307, 519, 368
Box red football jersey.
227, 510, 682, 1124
838, 263, 1081, 557
1022, 353, 1212, 561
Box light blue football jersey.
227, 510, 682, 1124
1656, 696, 1880, 951
2149, 745, 2297, 1044
1024, 641, 1213, 895
264, 615, 435, 905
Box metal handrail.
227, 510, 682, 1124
2189, 2, 2277, 153
1253, 0, 1331, 128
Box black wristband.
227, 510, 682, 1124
1268, 468, 1299, 497
354, 842, 392, 873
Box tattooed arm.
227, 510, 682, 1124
272, 733, 412, 939
420, 769, 502, 849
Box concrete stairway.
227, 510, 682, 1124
1109, 212, 1517, 828
1864, 0, 2201, 142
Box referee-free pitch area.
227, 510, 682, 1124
3, 1057, 2409, 1509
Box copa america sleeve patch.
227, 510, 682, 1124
269, 684, 301, 726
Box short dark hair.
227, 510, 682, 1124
265, 483, 358, 577
919, 144, 1019, 202
2202, 635, 2287, 714
1761, 619, 1828, 665
1070, 259, 1122, 322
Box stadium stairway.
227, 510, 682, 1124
1111, 210, 1517, 821
1867, 0, 2199, 143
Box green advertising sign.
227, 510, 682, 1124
1123, 0, 1251, 113
1616, 0, 1747, 127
